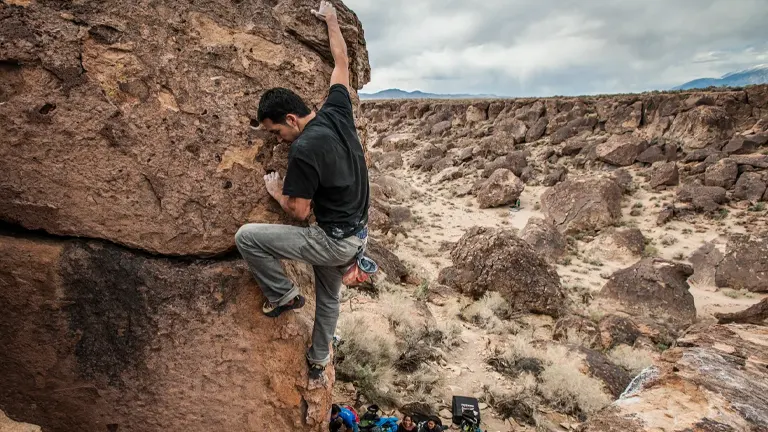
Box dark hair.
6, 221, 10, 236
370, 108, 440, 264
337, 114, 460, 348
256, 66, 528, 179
331, 404, 341, 415
257, 87, 311, 124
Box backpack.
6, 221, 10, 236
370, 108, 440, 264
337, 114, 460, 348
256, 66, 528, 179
343, 405, 359, 423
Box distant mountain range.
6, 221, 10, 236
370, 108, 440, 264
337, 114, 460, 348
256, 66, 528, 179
359, 88, 498, 100
673, 64, 768, 90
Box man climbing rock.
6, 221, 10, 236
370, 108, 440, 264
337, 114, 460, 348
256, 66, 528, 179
234, 0, 369, 381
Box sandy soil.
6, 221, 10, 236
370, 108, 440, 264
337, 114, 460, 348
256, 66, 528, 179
332, 136, 767, 432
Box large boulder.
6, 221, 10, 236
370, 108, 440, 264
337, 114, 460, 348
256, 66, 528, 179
596, 134, 649, 166
648, 162, 679, 189
0, 233, 330, 431
481, 151, 528, 178
689, 241, 725, 286
666, 105, 734, 151
541, 177, 623, 235
476, 169, 525, 209
715, 234, 768, 292
733, 172, 767, 203
519, 217, 568, 263
599, 258, 696, 333
0, 0, 370, 256
704, 158, 739, 189
676, 184, 727, 212
437, 227, 565, 317
585, 323, 768, 432
585, 228, 645, 264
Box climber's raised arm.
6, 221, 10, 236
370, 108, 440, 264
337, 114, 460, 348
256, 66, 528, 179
312, 1, 349, 90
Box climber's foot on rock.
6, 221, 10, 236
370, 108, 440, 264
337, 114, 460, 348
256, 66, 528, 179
263, 295, 305, 318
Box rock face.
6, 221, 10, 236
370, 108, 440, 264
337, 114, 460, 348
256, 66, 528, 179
648, 162, 679, 189
596, 134, 649, 166
1, 1, 371, 430
541, 177, 623, 234
476, 168, 525, 209
676, 185, 727, 212
715, 234, 768, 292
0, 232, 330, 432
438, 227, 565, 317
0, 0, 370, 256
689, 241, 725, 286
704, 158, 739, 189
585, 324, 768, 432
733, 172, 766, 202
519, 217, 568, 263
586, 228, 645, 264
600, 258, 696, 333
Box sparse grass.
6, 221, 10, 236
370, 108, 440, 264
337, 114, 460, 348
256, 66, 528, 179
414, 280, 430, 301
682, 228, 693, 235
714, 208, 730, 220
723, 289, 741, 299
632, 202, 644, 209
674, 252, 685, 260
584, 257, 604, 267
558, 256, 573, 266
643, 245, 659, 257
660, 235, 678, 246
608, 345, 654, 375
748, 202, 766, 212
460, 292, 512, 331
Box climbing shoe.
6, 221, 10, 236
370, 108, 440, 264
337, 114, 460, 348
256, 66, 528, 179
308, 360, 326, 381
262, 294, 305, 318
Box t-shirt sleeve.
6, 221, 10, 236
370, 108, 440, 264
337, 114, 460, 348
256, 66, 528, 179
321, 84, 353, 118
282, 154, 319, 199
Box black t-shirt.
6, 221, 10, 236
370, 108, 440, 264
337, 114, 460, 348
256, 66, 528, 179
282, 84, 369, 239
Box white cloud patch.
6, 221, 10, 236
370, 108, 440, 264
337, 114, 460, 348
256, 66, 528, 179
344, 0, 768, 96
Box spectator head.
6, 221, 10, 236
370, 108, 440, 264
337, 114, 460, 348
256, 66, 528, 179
331, 404, 341, 418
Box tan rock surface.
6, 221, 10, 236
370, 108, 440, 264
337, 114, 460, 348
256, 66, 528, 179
0, 0, 370, 256
0, 232, 330, 432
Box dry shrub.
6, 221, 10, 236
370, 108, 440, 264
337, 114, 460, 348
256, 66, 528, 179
489, 336, 612, 416
538, 345, 611, 415
483, 375, 538, 425
335, 315, 398, 405
607, 345, 654, 375
460, 292, 515, 333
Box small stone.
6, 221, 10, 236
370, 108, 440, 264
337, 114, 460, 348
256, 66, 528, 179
440, 409, 452, 419
479, 403, 488, 410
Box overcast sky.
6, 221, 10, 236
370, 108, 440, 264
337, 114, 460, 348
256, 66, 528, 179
344, 0, 768, 96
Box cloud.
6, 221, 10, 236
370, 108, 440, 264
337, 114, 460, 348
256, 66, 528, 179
344, 0, 768, 96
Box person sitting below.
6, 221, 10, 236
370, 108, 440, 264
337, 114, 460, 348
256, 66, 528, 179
418, 417, 443, 432
397, 415, 418, 432
330, 404, 358, 432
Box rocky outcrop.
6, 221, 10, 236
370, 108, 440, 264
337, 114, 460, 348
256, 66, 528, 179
519, 217, 568, 263
595, 134, 649, 166
715, 234, 768, 292
476, 168, 525, 208
0, 0, 370, 257
585, 323, 768, 432
648, 162, 679, 189
541, 177, 623, 235
599, 259, 696, 334
438, 227, 565, 317
0, 0, 371, 430
689, 241, 725, 285
586, 228, 645, 264
0, 232, 330, 432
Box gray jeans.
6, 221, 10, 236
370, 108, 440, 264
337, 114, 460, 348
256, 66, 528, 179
234, 223, 363, 366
